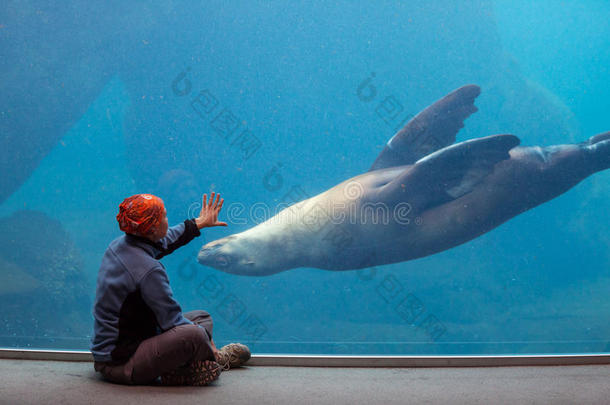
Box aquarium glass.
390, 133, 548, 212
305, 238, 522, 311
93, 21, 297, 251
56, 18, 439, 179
1, 0, 609, 355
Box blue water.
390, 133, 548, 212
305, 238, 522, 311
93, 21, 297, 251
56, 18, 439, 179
1, 1, 609, 355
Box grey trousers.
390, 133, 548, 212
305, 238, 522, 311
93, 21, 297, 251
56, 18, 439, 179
94, 310, 215, 385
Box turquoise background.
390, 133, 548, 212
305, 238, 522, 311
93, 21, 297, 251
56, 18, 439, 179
1, 1, 609, 354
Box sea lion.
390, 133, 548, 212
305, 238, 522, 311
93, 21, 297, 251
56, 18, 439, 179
198, 85, 610, 276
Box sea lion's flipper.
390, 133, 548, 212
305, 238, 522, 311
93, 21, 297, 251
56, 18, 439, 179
588, 131, 610, 145
585, 131, 610, 173
377, 134, 520, 210
369, 84, 481, 171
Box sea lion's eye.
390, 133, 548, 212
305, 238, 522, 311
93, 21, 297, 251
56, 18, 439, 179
216, 255, 229, 267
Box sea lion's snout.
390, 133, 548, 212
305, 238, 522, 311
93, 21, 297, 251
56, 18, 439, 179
197, 241, 232, 270
198, 235, 261, 275
197, 234, 284, 276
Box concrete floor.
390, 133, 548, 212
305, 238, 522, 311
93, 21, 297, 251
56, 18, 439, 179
1, 359, 609, 404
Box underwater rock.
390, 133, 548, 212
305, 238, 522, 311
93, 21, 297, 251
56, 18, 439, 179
0, 258, 41, 295
0, 1, 157, 204
0, 210, 91, 343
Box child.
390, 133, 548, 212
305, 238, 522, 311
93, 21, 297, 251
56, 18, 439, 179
91, 193, 249, 385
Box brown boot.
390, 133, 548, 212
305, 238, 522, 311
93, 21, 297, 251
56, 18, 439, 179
160, 359, 221, 386
215, 343, 251, 370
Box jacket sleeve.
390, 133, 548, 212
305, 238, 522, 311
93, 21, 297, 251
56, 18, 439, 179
139, 265, 193, 331
156, 219, 201, 259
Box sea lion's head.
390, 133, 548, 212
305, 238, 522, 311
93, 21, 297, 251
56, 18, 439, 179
197, 231, 292, 276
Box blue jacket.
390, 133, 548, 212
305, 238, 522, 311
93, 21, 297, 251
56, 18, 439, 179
91, 219, 201, 363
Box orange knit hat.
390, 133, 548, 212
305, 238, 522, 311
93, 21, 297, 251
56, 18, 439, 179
116, 194, 165, 236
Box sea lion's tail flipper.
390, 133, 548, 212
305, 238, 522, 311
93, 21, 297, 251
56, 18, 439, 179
378, 134, 520, 210
585, 131, 610, 173
369, 84, 481, 171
